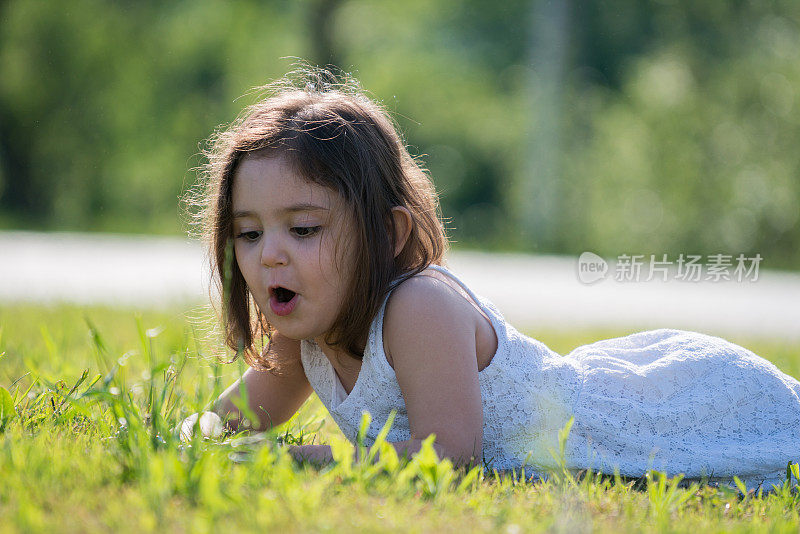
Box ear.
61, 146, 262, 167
390, 206, 413, 258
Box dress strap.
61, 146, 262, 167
375, 263, 491, 357
422, 264, 494, 318
402, 264, 509, 367
386, 264, 493, 321
375, 263, 509, 376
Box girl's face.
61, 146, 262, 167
231, 154, 356, 345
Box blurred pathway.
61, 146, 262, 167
1, 231, 798, 341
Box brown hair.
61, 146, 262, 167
194, 66, 449, 370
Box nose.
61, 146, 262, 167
259, 232, 288, 268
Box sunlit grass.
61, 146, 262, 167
2, 303, 800, 532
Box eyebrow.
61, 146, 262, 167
233, 203, 330, 219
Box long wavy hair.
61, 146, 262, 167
192, 66, 449, 371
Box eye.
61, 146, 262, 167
291, 226, 321, 238
235, 230, 262, 241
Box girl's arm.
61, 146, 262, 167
213, 332, 313, 432
288, 273, 485, 467
275, 277, 484, 468
289, 275, 484, 467
380, 274, 484, 467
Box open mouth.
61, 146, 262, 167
269, 286, 298, 317
273, 287, 297, 303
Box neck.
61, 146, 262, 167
313, 331, 367, 360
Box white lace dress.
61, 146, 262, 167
300, 265, 800, 487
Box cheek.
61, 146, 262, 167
233, 245, 258, 287
321, 231, 353, 272
312, 243, 339, 289
327, 242, 357, 294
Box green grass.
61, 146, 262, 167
2, 303, 800, 533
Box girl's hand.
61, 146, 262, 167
179, 411, 225, 441
286, 444, 335, 466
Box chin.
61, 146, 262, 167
277, 330, 305, 341
271, 323, 318, 342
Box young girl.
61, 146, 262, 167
194, 67, 800, 488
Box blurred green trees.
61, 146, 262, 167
0, 0, 798, 268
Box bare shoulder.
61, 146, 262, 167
382, 272, 477, 368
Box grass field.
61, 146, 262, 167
2, 303, 800, 533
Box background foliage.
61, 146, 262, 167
1, 0, 798, 267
